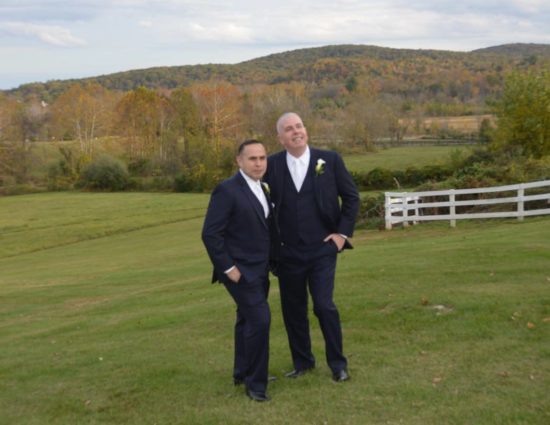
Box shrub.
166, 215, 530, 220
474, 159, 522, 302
173, 164, 226, 193
174, 174, 194, 192
128, 158, 152, 177
356, 193, 386, 229
505, 156, 550, 183
350, 171, 367, 190
352, 164, 455, 191
402, 167, 425, 186
47, 159, 77, 191
146, 176, 174, 191
79, 155, 129, 191
366, 167, 395, 189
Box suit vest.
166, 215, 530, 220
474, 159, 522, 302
279, 165, 330, 245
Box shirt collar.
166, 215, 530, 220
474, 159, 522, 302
239, 169, 261, 186
286, 146, 310, 166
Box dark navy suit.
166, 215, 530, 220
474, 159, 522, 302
264, 147, 359, 374
202, 172, 272, 393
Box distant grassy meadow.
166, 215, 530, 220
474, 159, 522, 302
342, 145, 474, 173
1, 192, 548, 425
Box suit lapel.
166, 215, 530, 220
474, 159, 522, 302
309, 148, 324, 210
275, 153, 287, 210
237, 173, 268, 229
261, 182, 274, 217
307, 149, 317, 180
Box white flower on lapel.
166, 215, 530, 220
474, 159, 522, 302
315, 158, 326, 176
261, 182, 270, 195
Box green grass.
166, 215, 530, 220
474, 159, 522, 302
0, 192, 207, 258
343, 146, 474, 172
1, 193, 549, 425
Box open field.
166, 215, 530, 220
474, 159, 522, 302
399, 114, 495, 136
343, 145, 474, 173
1, 193, 549, 425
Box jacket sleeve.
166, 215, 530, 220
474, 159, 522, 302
334, 152, 360, 237
201, 183, 234, 275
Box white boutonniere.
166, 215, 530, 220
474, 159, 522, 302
315, 158, 326, 176
261, 182, 270, 195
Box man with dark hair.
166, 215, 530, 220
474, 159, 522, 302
202, 140, 273, 401
264, 113, 359, 382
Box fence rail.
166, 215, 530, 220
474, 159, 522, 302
384, 180, 550, 230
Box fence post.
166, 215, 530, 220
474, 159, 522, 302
385, 193, 392, 230
412, 196, 419, 225
402, 194, 409, 227
518, 185, 524, 221
449, 190, 456, 228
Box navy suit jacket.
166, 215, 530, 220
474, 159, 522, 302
202, 172, 271, 284
264, 147, 359, 249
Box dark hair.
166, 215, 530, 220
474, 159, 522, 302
238, 139, 264, 154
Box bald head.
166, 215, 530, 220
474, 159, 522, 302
276, 112, 308, 157
276, 112, 301, 135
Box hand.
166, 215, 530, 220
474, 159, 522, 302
324, 233, 346, 251
226, 267, 242, 283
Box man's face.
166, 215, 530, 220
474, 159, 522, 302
278, 114, 308, 154
237, 143, 267, 181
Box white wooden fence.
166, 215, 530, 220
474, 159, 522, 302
385, 180, 550, 230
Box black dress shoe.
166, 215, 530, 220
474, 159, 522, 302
246, 388, 270, 402
332, 369, 350, 382
284, 367, 314, 378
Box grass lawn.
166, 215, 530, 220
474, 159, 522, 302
0, 193, 549, 425
343, 146, 475, 173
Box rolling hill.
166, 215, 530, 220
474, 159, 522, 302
5, 43, 550, 102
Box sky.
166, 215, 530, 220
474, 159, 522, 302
1, 0, 549, 90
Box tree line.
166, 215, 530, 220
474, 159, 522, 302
0, 78, 409, 192
0, 68, 549, 195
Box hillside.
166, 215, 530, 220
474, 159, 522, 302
472, 43, 550, 57
5, 43, 550, 102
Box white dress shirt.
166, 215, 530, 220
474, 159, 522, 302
239, 169, 269, 219
286, 146, 310, 192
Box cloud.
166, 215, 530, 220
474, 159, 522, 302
0, 22, 86, 47
2, 1, 549, 48
0, 0, 201, 23
138, 20, 153, 28
0, 0, 105, 22
182, 22, 253, 43
1, 0, 549, 90
145, 0, 547, 48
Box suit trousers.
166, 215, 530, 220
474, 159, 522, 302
224, 275, 270, 393
277, 241, 347, 374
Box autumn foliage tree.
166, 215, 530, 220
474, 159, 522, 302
113, 86, 174, 162
0, 95, 43, 186
169, 87, 202, 166
491, 71, 550, 158
192, 81, 242, 162
242, 82, 311, 151
50, 83, 115, 156
0, 94, 19, 142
